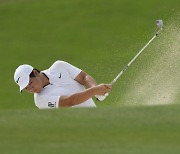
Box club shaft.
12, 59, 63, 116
111, 30, 161, 85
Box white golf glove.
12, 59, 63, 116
95, 93, 109, 101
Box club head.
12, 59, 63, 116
156, 19, 163, 30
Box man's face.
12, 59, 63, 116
25, 71, 43, 93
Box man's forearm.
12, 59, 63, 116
60, 87, 97, 107
59, 84, 112, 107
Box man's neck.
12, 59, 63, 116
40, 73, 50, 88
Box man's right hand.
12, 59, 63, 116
94, 84, 112, 96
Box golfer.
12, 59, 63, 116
14, 60, 112, 109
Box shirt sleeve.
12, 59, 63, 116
34, 94, 60, 109
63, 61, 82, 79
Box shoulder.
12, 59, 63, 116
52, 60, 70, 67
48, 60, 82, 79
48, 60, 72, 71
49, 60, 65, 69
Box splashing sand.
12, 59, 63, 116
121, 15, 180, 106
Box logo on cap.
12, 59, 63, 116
16, 77, 20, 84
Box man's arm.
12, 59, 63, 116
59, 84, 112, 107
75, 71, 97, 88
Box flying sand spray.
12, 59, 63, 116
96, 19, 164, 101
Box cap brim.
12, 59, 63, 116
19, 76, 30, 92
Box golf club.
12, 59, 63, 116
96, 19, 164, 101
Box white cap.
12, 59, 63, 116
14, 64, 33, 92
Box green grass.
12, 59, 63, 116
1, 105, 180, 154
0, 0, 180, 153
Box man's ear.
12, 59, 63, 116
33, 70, 40, 76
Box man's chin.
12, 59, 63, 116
35, 89, 42, 93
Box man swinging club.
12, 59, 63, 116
14, 60, 112, 109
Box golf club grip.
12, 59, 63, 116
96, 93, 109, 101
